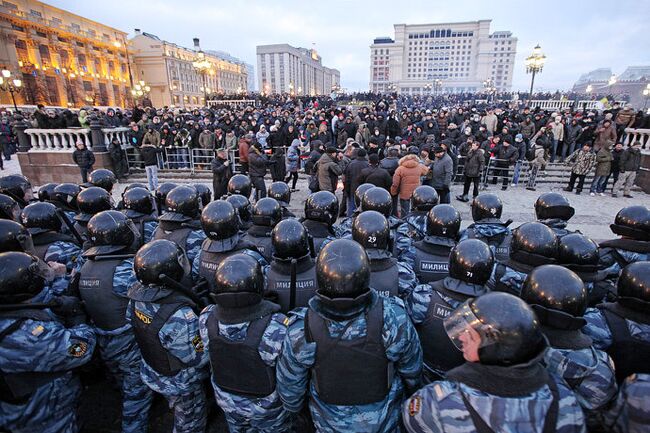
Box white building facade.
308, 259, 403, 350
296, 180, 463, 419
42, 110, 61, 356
370, 20, 517, 94
257, 44, 340, 95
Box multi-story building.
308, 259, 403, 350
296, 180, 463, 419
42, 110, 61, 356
130, 31, 248, 108
369, 20, 517, 94
256, 44, 340, 95
0, 0, 132, 107
207, 49, 255, 92
573, 66, 650, 108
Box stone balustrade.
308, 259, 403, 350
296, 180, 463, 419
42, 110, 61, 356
622, 128, 650, 147
23, 127, 130, 151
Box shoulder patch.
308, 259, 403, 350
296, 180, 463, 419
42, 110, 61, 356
31, 325, 45, 337
135, 309, 152, 325
408, 395, 422, 416
191, 335, 204, 352
68, 341, 88, 357
184, 309, 197, 321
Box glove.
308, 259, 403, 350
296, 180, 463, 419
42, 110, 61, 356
51, 296, 87, 326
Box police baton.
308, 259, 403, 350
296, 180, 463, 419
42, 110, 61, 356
159, 274, 205, 309
55, 208, 84, 245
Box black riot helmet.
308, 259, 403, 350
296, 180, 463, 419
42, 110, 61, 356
212, 253, 264, 307
510, 222, 558, 262
0, 193, 20, 221
352, 210, 390, 255
316, 239, 370, 299
0, 252, 48, 304
122, 187, 155, 218
361, 187, 392, 217
88, 169, 117, 192
53, 183, 82, 211
610, 205, 650, 241
449, 239, 494, 286
267, 181, 291, 206
227, 174, 252, 197
426, 204, 461, 239
124, 182, 149, 192
444, 292, 545, 366
0, 174, 33, 204
225, 194, 252, 225
411, 185, 439, 212
162, 185, 202, 220
75, 186, 113, 222
86, 210, 139, 256
521, 264, 588, 318
272, 218, 310, 259
535, 192, 575, 221
134, 239, 190, 285
0, 219, 34, 253
354, 183, 375, 207
304, 191, 339, 226
155, 182, 178, 204
471, 193, 503, 222
252, 198, 282, 227
20, 202, 61, 234
201, 200, 239, 241
558, 233, 599, 268
617, 261, 650, 310
192, 184, 212, 207
37, 183, 58, 202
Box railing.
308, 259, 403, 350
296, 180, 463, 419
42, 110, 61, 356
622, 128, 650, 147
527, 100, 626, 111
207, 99, 258, 109
24, 127, 130, 151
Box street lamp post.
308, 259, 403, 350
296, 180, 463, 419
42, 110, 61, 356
525, 44, 546, 103
433, 79, 442, 96
192, 39, 213, 107
0, 69, 22, 112
424, 83, 432, 95
483, 78, 496, 103
131, 80, 150, 106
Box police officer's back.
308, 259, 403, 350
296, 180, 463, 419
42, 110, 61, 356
154, 182, 177, 217
598, 206, 650, 279
396, 185, 439, 243
301, 191, 339, 255
121, 186, 158, 246
242, 197, 282, 263
199, 254, 291, 432
268, 181, 296, 219
225, 194, 254, 232
227, 174, 252, 200
87, 168, 117, 193
535, 192, 578, 238
333, 182, 374, 237
277, 239, 423, 433
0, 174, 34, 207
0, 192, 20, 221
459, 193, 512, 263
74, 186, 113, 248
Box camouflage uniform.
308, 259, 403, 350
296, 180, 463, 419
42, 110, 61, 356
598, 241, 650, 282
192, 245, 267, 281
539, 218, 578, 238
43, 241, 82, 274
277, 291, 423, 433
142, 221, 158, 245
198, 305, 292, 433
335, 215, 410, 261
458, 222, 512, 263
394, 261, 418, 298
0, 288, 96, 433
486, 260, 533, 297
396, 211, 427, 243
583, 307, 650, 351
608, 373, 650, 433
127, 287, 209, 433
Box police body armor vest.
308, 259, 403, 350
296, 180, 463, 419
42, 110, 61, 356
599, 302, 650, 384
302, 219, 335, 255
369, 258, 399, 298
78, 257, 131, 331
0, 309, 65, 404
131, 214, 157, 248
243, 226, 274, 262
305, 299, 393, 405
198, 239, 257, 290
416, 281, 467, 381
131, 292, 197, 376
492, 260, 532, 296
207, 311, 276, 397
464, 225, 511, 263
413, 238, 453, 284
32, 231, 76, 261
153, 221, 194, 251
266, 256, 318, 312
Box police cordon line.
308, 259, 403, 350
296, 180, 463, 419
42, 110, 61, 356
0, 169, 648, 433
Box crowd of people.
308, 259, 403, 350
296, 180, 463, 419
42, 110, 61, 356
0, 151, 648, 433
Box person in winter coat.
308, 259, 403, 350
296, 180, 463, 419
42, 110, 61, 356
343, 149, 369, 216
248, 142, 272, 200
429, 146, 453, 203
594, 120, 617, 150
238, 134, 253, 174
317, 147, 343, 193
140, 141, 163, 191
456, 141, 485, 201
379, 147, 400, 177
606, 142, 625, 187
589, 144, 613, 195
359, 153, 393, 192
564, 143, 596, 194
316, 122, 332, 147
72, 140, 95, 183
255, 125, 270, 149
391, 153, 430, 217
612, 141, 642, 198
519, 116, 536, 140
355, 122, 370, 148
270, 140, 286, 183
108, 137, 128, 180
563, 118, 582, 161
492, 137, 519, 190
211, 149, 232, 199
78, 109, 89, 128
284, 138, 301, 190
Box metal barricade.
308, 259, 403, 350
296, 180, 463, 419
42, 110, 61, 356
123, 146, 144, 170
453, 156, 466, 183
229, 149, 241, 173
483, 158, 516, 188
161, 146, 192, 171
191, 148, 215, 173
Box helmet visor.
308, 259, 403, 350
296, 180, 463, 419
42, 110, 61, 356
443, 301, 501, 351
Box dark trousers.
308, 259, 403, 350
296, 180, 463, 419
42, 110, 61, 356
435, 187, 450, 204
462, 176, 480, 198
251, 176, 266, 200
285, 171, 299, 189
567, 172, 586, 191
493, 167, 510, 187
80, 166, 92, 183
240, 162, 249, 175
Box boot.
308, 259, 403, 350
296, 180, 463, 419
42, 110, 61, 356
455, 194, 469, 202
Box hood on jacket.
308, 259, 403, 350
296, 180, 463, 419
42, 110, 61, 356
399, 154, 420, 168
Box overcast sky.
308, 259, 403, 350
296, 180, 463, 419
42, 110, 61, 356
46, 0, 650, 92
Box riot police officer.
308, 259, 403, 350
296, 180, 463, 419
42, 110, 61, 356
459, 193, 512, 263
227, 174, 252, 198
598, 205, 650, 278
301, 191, 339, 255
88, 168, 117, 193
535, 192, 577, 237
154, 182, 178, 217
277, 239, 422, 432
37, 183, 57, 202
265, 218, 318, 312
0, 251, 96, 433
199, 254, 291, 432
268, 181, 296, 219
193, 200, 264, 284
333, 182, 374, 237
128, 239, 208, 433
487, 221, 558, 296
0, 174, 34, 207
409, 204, 460, 284
396, 185, 439, 243
352, 210, 416, 298
152, 185, 206, 264
74, 210, 152, 433
583, 261, 650, 384
121, 186, 158, 246
0, 193, 20, 221
404, 292, 586, 433
242, 197, 282, 262
74, 186, 113, 246
52, 182, 81, 221
406, 238, 493, 382
225, 194, 253, 231
0, 219, 33, 253
193, 183, 212, 207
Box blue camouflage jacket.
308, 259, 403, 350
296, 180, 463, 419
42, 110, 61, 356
607, 373, 650, 433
